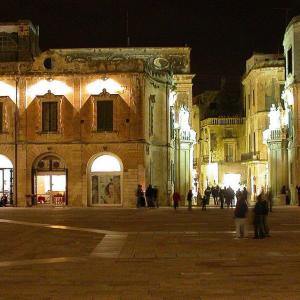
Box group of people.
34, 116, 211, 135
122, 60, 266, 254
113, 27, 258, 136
234, 188, 270, 239
200, 186, 248, 210
135, 184, 158, 208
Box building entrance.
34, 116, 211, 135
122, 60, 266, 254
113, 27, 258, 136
89, 154, 122, 205
0, 155, 13, 205
33, 155, 67, 206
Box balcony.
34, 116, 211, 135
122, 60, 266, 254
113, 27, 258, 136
241, 151, 260, 161
201, 117, 244, 127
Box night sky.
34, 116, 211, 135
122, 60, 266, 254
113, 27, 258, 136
1, 0, 300, 95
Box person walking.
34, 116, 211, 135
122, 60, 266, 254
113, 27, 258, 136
234, 197, 248, 238
242, 187, 248, 205
219, 188, 224, 209
173, 191, 180, 210
262, 193, 270, 237
253, 193, 266, 239
201, 194, 207, 210
145, 184, 154, 207
153, 186, 159, 208
187, 189, 193, 210
135, 184, 143, 208
204, 186, 211, 206
212, 186, 218, 205
296, 185, 300, 206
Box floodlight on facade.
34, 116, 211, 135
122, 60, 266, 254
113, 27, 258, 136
26, 79, 72, 98
86, 79, 123, 95
0, 81, 16, 102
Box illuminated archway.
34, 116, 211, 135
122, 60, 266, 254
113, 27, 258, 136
33, 153, 67, 206
0, 154, 13, 205
89, 153, 123, 206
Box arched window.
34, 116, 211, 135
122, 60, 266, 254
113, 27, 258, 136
91, 155, 121, 172
90, 154, 122, 205
0, 154, 13, 168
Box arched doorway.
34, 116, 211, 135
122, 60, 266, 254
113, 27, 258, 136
0, 154, 13, 205
33, 154, 67, 206
89, 154, 122, 205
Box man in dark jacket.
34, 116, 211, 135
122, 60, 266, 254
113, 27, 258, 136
253, 193, 268, 239
234, 198, 248, 238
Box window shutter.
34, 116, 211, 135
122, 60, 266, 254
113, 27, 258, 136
50, 102, 58, 132
42, 102, 58, 132
97, 101, 113, 131
42, 102, 50, 132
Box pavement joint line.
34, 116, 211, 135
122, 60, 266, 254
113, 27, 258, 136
0, 218, 120, 235
0, 256, 88, 268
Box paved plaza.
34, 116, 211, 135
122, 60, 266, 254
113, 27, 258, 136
0, 206, 300, 299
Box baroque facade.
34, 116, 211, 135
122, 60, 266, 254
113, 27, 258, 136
242, 54, 285, 202
194, 16, 300, 205
0, 20, 195, 207
193, 90, 246, 196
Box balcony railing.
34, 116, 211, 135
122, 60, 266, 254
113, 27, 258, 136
201, 117, 244, 127
241, 151, 260, 161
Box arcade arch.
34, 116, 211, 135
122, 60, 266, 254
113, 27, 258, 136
32, 154, 67, 206
88, 154, 123, 205
0, 154, 13, 205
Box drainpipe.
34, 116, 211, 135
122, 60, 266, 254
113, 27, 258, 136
166, 81, 169, 206
14, 76, 19, 206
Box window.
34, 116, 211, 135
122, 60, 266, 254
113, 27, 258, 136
224, 144, 234, 162
210, 132, 217, 151
224, 128, 233, 138
97, 100, 113, 131
0, 102, 3, 132
287, 47, 293, 75
253, 132, 256, 153
252, 89, 255, 106
42, 102, 57, 132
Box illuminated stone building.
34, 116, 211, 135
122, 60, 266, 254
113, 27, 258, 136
242, 54, 285, 202
275, 16, 300, 203
0, 20, 194, 207
193, 89, 246, 195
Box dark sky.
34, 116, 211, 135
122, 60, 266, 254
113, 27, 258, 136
1, 0, 300, 95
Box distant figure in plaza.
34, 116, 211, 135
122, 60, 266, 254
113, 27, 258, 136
187, 189, 193, 210
219, 188, 224, 209
201, 194, 207, 210
236, 188, 242, 202
242, 187, 248, 204
146, 184, 154, 207
253, 192, 268, 239
261, 190, 270, 237
234, 196, 248, 238
173, 191, 180, 210
227, 186, 235, 207
296, 185, 300, 206
152, 186, 159, 208
0, 194, 7, 207
281, 185, 290, 205
135, 184, 144, 208
204, 186, 211, 206
266, 187, 273, 212
196, 191, 202, 207
212, 186, 219, 205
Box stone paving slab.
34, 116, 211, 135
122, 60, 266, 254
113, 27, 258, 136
0, 207, 300, 299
